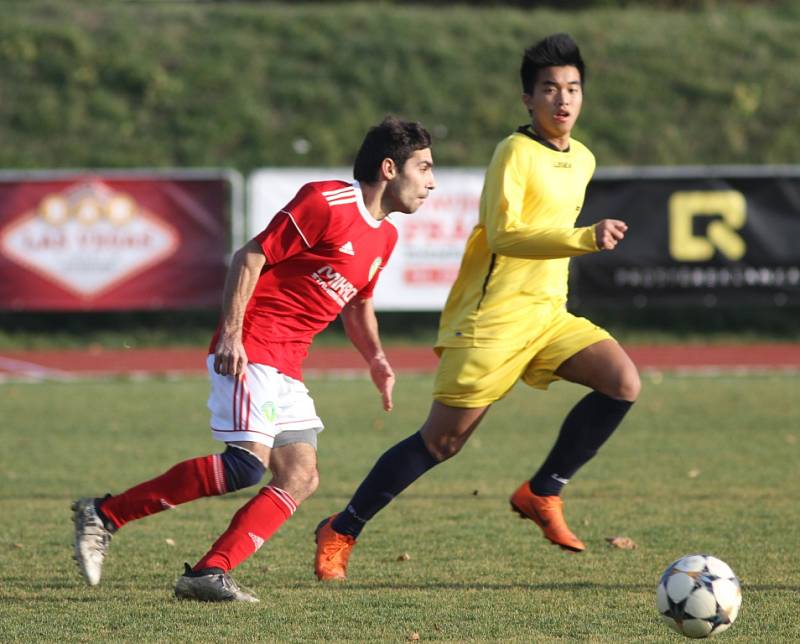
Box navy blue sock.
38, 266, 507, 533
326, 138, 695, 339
530, 391, 633, 496
332, 431, 439, 538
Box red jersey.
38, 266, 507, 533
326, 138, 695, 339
209, 180, 398, 380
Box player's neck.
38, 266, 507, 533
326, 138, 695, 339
526, 123, 571, 152
360, 183, 389, 221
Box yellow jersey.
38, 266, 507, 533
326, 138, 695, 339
436, 128, 599, 349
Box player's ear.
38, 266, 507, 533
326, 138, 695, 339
521, 92, 534, 115
380, 157, 398, 181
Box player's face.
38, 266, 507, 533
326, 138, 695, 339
387, 148, 436, 214
522, 65, 583, 147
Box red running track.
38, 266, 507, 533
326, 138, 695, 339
1, 344, 799, 380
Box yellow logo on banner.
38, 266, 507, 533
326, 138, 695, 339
668, 190, 747, 261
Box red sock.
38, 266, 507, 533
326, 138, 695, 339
98, 455, 227, 529
193, 485, 297, 573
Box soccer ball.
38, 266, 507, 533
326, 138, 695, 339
656, 554, 742, 638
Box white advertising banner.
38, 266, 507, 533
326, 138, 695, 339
248, 168, 484, 310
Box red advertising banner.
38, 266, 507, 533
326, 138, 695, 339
0, 172, 238, 310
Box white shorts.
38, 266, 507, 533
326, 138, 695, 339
207, 356, 324, 448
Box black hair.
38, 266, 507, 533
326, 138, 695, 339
520, 33, 585, 95
353, 115, 432, 183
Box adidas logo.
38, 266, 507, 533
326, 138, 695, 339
338, 241, 354, 255
248, 532, 265, 551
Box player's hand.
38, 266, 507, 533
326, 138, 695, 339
214, 335, 248, 378
369, 354, 396, 412
594, 219, 628, 250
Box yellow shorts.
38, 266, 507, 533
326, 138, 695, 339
433, 310, 612, 408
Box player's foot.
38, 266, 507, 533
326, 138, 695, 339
509, 482, 585, 552
174, 563, 259, 603
314, 514, 356, 581
72, 497, 114, 586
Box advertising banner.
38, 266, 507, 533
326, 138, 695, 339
248, 168, 484, 310
574, 167, 800, 307
250, 165, 800, 311
0, 171, 240, 310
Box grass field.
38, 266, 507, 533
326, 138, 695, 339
1, 373, 798, 642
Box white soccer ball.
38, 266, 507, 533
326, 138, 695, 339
656, 554, 742, 638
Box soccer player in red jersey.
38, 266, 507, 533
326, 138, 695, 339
71, 116, 436, 602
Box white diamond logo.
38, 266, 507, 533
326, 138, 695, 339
0, 182, 178, 297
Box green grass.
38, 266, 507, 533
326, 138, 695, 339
1, 373, 799, 641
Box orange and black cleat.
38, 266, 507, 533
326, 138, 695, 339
509, 481, 585, 552
314, 514, 356, 581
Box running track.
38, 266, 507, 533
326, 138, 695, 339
1, 344, 799, 381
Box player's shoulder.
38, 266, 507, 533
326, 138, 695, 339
487, 133, 527, 168
499, 131, 553, 160
568, 137, 595, 162
496, 132, 526, 153
289, 180, 360, 219
305, 180, 357, 204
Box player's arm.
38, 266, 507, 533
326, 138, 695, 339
484, 143, 626, 257
214, 239, 267, 378
489, 219, 627, 257
340, 297, 395, 412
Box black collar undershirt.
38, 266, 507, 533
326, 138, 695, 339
515, 124, 570, 153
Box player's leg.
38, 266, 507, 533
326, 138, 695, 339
72, 442, 266, 586
513, 317, 640, 551
175, 437, 317, 602
531, 338, 640, 495
315, 402, 488, 581
316, 345, 523, 581
92, 443, 266, 531
72, 356, 270, 586
176, 369, 323, 602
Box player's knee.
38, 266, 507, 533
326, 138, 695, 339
302, 467, 320, 497
424, 434, 465, 461
221, 445, 266, 492
276, 465, 319, 502
613, 367, 641, 402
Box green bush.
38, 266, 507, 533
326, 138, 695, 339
1, 1, 798, 172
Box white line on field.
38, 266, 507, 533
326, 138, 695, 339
0, 356, 77, 381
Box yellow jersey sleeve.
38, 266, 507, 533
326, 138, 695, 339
481, 135, 598, 258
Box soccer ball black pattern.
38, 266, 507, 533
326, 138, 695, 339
656, 554, 742, 638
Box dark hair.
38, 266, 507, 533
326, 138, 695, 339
353, 116, 432, 183
520, 33, 585, 95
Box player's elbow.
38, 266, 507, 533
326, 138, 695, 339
233, 239, 267, 272
485, 230, 506, 255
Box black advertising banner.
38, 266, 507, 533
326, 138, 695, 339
571, 167, 800, 307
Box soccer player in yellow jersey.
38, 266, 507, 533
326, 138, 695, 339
315, 33, 641, 579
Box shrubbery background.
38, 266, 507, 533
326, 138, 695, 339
2, 1, 798, 172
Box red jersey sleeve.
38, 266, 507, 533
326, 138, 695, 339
255, 183, 331, 264
358, 224, 399, 300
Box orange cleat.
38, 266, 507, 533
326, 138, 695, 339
314, 514, 356, 581
509, 481, 585, 552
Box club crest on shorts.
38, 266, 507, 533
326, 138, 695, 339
261, 401, 277, 423
368, 257, 382, 281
